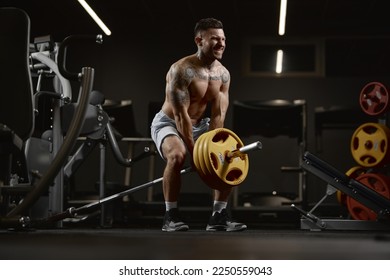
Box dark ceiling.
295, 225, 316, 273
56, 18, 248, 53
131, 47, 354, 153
3, 0, 388, 37
2, 0, 390, 77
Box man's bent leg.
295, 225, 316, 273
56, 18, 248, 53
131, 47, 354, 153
161, 135, 189, 231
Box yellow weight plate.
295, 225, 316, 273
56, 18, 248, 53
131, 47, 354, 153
345, 166, 367, 178
205, 129, 249, 187
350, 122, 390, 167
193, 128, 250, 191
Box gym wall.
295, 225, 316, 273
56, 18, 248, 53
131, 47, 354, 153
4, 1, 390, 207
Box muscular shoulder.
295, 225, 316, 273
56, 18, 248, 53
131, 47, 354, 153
168, 56, 196, 80
216, 64, 230, 84
165, 56, 196, 91
205, 61, 230, 85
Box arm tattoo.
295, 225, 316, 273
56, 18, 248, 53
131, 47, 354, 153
170, 89, 190, 107
169, 66, 193, 107
221, 71, 230, 84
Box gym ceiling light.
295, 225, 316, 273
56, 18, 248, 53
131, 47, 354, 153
278, 0, 287, 36
276, 0, 287, 73
77, 0, 112, 36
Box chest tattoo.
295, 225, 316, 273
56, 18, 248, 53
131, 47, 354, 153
186, 67, 229, 83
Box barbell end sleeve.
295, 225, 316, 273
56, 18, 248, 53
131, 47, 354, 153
239, 141, 262, 153
227, 141, 262, 159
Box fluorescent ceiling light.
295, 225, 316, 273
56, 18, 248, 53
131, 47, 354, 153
276, 49, 283, 73
78, 0, 112, 36
278, 0, 287, 36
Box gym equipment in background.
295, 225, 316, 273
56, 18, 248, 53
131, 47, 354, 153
294, 81, 390, 230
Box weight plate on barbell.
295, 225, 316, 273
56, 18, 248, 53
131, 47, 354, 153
193, 128, 249, 191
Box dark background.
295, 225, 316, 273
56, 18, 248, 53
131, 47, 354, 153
3, 0, 390, 208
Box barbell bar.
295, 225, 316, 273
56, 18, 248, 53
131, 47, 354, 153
76, 137, 260, 215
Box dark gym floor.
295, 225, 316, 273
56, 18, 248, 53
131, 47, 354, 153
1, 228, 390, 260
1, 210, 390, 260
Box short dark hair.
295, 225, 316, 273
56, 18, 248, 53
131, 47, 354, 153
194, 18, 223, 36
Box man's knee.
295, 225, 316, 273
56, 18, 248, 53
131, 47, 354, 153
166, 148, 187, 167
162, 137, 187, 166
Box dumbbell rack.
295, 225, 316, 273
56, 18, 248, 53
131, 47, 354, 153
295, 81, 390, 231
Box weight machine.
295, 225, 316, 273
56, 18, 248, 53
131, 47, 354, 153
0, 8, 153, 229
0, 7, 95, 228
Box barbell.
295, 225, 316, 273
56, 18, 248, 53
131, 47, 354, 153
75, 128, 260, 215
14, 128, 261, 227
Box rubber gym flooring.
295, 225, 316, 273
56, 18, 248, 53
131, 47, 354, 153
1, 225, 390, 260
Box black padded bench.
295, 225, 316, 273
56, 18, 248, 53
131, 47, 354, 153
294, 151, 390, 230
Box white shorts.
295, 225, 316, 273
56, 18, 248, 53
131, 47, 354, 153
150, 110, 210, 160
